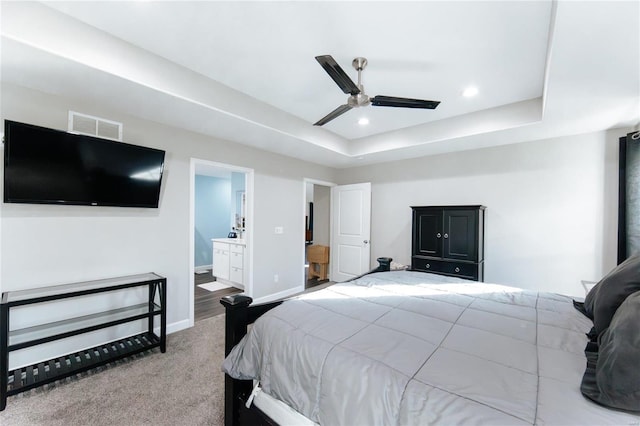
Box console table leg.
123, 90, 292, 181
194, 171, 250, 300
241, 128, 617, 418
160, 279, 167, 353
1, 303, 8, 411
148, 283, 156, 344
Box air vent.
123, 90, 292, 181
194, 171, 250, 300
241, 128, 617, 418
68, 111, 122, 141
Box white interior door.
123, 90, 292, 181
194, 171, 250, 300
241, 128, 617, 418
331, 182, 371, 282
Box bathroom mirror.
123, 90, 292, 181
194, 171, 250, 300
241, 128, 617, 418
235, 190, 246, 233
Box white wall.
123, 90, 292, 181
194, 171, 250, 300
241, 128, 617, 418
0, 83, 335, 366
194, 175, 231, 268
313, 185, 330, 247
336, 129, 624, 297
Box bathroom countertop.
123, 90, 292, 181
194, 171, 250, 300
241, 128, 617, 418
212, 238, 246, 245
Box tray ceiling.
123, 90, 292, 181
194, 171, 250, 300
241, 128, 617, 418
1, 1, 638, 168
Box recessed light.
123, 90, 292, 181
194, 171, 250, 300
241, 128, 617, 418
358, 117, 369, 126
462, 86, 478, 97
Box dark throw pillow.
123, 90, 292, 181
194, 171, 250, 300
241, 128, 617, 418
583, 255, 640, 335
581, 290, 640, 412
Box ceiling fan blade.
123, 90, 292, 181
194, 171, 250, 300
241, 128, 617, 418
371, 95, 440, 109
314, 104, 353, 126
315, 55, 360, 96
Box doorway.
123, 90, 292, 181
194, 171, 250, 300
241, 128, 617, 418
189, 159, 254, 326
303, 179, 334, 289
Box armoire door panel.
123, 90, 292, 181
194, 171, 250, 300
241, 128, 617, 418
444, 210, 477, 261
416, 211, 442, 257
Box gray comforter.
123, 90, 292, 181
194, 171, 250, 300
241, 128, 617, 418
222, 271, 640, 425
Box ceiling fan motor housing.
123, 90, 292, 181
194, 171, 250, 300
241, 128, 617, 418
348, 92, 370, 107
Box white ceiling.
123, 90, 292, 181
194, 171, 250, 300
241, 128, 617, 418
1, 1, 639, 168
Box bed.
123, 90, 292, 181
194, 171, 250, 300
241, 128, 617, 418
220, 260, 640, 425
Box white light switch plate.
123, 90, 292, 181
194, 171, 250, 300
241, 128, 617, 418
275, 226, 284, 234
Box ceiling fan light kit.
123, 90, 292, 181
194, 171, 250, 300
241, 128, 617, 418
314, 55, 441, 126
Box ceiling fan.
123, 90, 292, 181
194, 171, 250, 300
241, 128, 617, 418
313, 55, 440, 126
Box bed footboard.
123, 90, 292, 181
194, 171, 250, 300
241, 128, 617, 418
220, 257, 392, 425
220, 295, 282, 425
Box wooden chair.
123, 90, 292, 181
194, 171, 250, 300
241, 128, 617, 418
307, 245, 329, 280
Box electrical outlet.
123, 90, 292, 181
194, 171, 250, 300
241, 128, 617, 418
274, 274, 279, 283
274, 226, 284, 234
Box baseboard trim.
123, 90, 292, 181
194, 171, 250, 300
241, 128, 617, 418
195, 265, 213, 273
252, 286, 304, 305
164, 319, 191, 335
214, 278, 244, 290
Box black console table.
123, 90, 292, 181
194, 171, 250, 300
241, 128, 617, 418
0, 273, 167, 410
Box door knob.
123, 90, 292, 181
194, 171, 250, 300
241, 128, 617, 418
363, 240, 369, 244
444, 233, 449, 239
436, 233, 442, 238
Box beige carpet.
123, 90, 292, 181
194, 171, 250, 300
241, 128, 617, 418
0, 314, 226, 426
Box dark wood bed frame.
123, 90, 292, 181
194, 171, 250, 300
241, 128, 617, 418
220, 257, 392, 426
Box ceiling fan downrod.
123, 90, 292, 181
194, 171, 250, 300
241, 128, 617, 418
349, 57, 370, 108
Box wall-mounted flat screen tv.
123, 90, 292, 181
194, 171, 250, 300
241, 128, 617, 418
3, 120, 165, 208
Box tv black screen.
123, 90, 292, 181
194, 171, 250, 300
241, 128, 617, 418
3, 120, 165, 208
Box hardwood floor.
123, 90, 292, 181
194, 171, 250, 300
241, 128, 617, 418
194, 270, 242, 322
306, 277, 330, 289
194, 269, 334, 322
194, 269, 216, 286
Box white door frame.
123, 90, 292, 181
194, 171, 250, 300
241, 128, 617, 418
302, 178, 336, 285
189, 158, 254, 327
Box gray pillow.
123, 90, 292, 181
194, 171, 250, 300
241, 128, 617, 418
581, 290, 640, 412
583, 255, 640, 335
